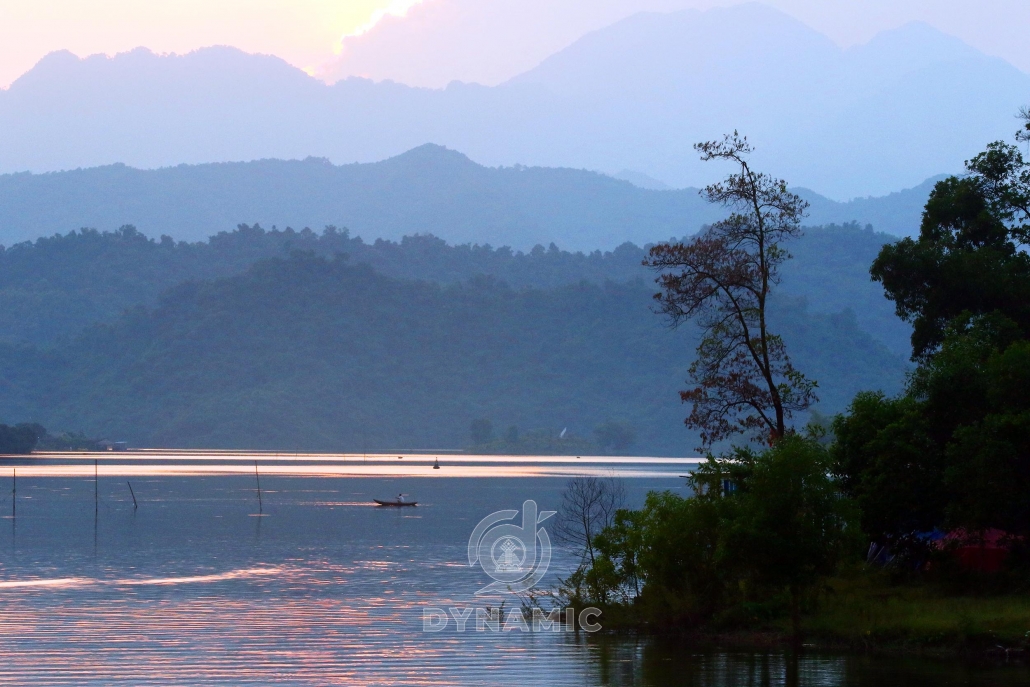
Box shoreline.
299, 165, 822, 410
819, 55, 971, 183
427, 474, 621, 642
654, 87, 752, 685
589, 578, 1030, 659
594, 624, 1030, 660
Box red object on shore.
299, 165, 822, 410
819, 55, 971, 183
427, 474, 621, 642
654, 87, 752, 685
939, 529, 1017, 573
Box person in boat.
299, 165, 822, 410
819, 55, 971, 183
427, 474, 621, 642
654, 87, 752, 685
396, 493, 405, 504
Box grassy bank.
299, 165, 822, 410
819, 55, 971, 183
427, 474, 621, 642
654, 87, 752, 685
799, 576, 1030, 652
591, 575, 1030, 655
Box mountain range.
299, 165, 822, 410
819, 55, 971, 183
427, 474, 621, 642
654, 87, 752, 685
0, 144, 941, 250
1, 3, 1026, 199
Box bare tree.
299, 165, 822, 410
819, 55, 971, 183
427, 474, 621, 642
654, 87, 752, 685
552, 475, 626, 568
646, 132, 817, 449
1017, 106, 1030, 145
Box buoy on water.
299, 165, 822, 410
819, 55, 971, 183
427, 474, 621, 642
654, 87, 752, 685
433, 458, 440, 469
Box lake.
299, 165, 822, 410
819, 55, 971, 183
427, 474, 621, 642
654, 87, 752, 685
0, 452, 1025, 686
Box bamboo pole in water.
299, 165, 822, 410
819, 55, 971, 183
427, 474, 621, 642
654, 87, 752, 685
11, 468, 14, 519
93, 459, 98, 551
127, 481, 138, 510
255, 460, 263, 513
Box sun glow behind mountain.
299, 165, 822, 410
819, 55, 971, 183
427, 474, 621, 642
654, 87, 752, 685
315, 0, 428, 78
339, 0, 429, 45
0, 0, 420, 88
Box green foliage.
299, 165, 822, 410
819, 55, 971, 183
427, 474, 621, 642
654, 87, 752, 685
0, 224, 645, 348
585, 437, 860, 634
932, 325, 1030, 532
871, 142, 1030, 359
835, 314, 1030, 538
637, 491, 727, 619
836, 133, 1030, 542
0, 222, 909, 355
780, 222, 912, 355
717, 436, 862, 636
832, 392, 941, 538
0, 252, 906, 453
590, 508, 644, 601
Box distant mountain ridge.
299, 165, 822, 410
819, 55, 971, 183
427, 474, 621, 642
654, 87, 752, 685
0, 221, 913, 357
0, 144, 939, 250
1, 3, 1024, 198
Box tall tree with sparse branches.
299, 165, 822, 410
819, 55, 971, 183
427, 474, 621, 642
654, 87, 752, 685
553, 475, 626, 568
646, 132, 816, 449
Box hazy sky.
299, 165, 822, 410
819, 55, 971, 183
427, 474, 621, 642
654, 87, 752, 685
2, 0, 1029, 88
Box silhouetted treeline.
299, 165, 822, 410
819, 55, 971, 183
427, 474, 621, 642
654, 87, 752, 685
0, 423, 41, 454
0, 252, 906, 454
0, 222, 909, 352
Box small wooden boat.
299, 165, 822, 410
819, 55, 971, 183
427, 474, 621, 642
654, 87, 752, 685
373, 498, 418, 507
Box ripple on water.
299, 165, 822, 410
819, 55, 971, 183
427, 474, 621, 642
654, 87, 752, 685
0, 467, 1024, 686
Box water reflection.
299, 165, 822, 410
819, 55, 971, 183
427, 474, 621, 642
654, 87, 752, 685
585, 639, 1030, 687
0, 566, 282, 589
0, 460, 1023, 685
0, 451, 698, 479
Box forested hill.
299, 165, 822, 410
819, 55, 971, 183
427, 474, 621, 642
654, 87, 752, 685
0, 145, 938, 249
0, 222, 910, 354
0, 252, 908, 455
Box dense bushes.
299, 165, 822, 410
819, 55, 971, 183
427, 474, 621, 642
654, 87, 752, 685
835, 137, 1030, 542
833, 317, 1030, 539
568, 436, 860, 637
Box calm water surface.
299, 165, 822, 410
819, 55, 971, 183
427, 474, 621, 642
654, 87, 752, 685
0, 453, 1025, 686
